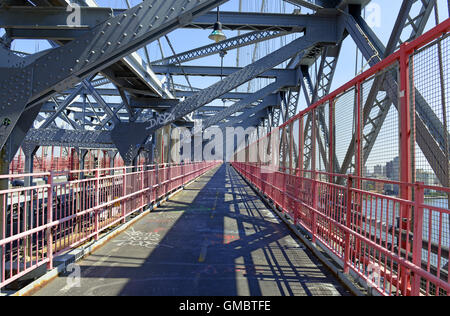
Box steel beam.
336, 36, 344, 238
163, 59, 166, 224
219, 94, 279, 128
117, 87, 135, 120
204, 86, 277, 125
40, 84, 85, 129
202, 80, 285, 129
176, 90, 253, 100
41, 101, 124, 113
0, 0, 228, 152
0, 9, 319, 36
82, 81, 120, 126
129, 98, 180, 109
146, 16, 342, 134
62, 87, 255, 101
151, 30, 290, 66
152, 65, 295, 78
187, 11, 314, 31
23, 128, 114, 149
0, 6, 114, 32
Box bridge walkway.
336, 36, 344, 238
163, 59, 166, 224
33, 164, 350, 296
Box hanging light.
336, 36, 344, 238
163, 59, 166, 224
208, 7, 227, 43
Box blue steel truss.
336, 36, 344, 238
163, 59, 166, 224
0, 0, 447, 179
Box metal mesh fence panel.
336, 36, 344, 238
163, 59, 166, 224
362, 64, 400, 195
315, 103, 329, 177
410, 34, 449, 205
410, 34, 450, 293
302, 114, 313, 176
292, 119, 300, 172
333, 87, 356, 175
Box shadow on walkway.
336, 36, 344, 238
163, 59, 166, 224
33, 164, 350, 296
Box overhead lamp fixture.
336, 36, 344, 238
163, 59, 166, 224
208, 7, 227, 43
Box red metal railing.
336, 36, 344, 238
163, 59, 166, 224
9, 148, 125, 174
232, 20, 450, 296
233, 164, 449, 296
0, 161, 221, 289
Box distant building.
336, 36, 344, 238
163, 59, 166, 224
363, 166, 369, 176
386, 156, 399, 181
373, 164, 386, 177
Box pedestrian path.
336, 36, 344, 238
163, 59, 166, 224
33, 164, 350, 296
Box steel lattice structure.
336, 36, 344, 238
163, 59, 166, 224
0, 0, 448, 180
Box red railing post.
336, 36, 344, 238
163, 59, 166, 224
312, 170, 318, 244
344, 175, 353, 274
181, 162, 185, 186
298, 116, 304, 178
141, 165, 145, 211
289, 123, 294, 175
329, 99, 334, 183
94, 169, 100, 241
412, 182, 424, 296
46, 171, 54, 270
399, 42, 413, 198
399, 42, 413, 295
356, 82, 362, 183
168, 163, 172, 193
155, 163, 160, 199
282, 172, 287, 214
121, 167, 127, 224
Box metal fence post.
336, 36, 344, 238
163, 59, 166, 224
168, 163, 172, 193
155, 163, 160, 199
282, 172, 287, 214
411, 182, 424, 296
356, 82, 362, 183
298, 116, 304, 178
121, 167, 127, 224
95, 169, 100, 240
399, 42, 413, 295
312, 170, 318, 244
329, 99, 334, 183
181, 162, 185, 186
344, 175, 353, 274
141, 166, 145, 211
47, 171, 54, 270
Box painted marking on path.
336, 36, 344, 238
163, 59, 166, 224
113, 228, 173, 249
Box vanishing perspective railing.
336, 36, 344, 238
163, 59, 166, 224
232, 20, 450, 296
0, 161, 221, 289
